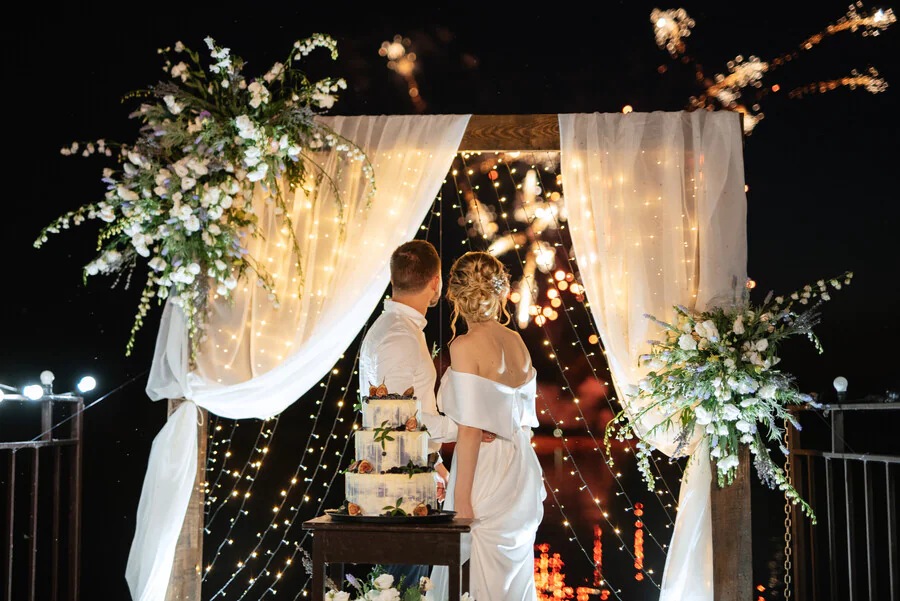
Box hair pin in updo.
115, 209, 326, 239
490, 273, 509, 294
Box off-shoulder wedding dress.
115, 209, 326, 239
428, 367, 546, 601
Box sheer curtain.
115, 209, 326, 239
560, 111, 747, 601
128, 114, 471, 601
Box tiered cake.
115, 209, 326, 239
344, 385, 438, 517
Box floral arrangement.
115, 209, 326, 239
326, 567, 473, 601
605, 272, 854, 522
36, 34, 374, 355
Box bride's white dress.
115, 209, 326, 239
428, 367, 546, 601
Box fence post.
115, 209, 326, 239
711, 444, 753, 601
165, 399, 207, 601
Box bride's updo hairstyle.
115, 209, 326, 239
446, 251, 511, 342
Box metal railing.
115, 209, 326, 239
788, 402, 899, 601
1, 394, 83, 601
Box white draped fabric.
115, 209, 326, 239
560, 111, 747, 601
127, 115, 471, 601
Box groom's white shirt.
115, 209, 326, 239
359, 299, 458, 459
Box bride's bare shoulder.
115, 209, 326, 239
448, 334, 479, 372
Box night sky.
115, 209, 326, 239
2, 2, 898, 600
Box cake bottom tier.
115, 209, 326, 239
345, 472, 438, 517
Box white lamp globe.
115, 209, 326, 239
40, 371, 55, 386
23, 385, 44, 401
77, 376, 96, 394
833, 377, 848, 393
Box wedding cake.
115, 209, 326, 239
343, 384, 438, 517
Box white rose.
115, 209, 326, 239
695, 319, 720, 341
184, 215, 201, 232
207, 205, 224, 221
373, 574, 394, 590
732, 315, 745, 335
755, 339, 769, 352
419, 576, 434, 592
220, 196, 233, 209
678, 334, 697, 350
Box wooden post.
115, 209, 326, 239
710, 445, 753, 601
165, 399, 207, 601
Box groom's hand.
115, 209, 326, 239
435, 463, 449, 502
481, 430, 497, 443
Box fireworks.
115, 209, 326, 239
653, 3, 894, 134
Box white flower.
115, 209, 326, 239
263, 62, 285, 84
678, 334, 697, 350
214, 260, 227, 271
247, 81, 270, 108
624, 384, 640, 397
234, 115, 257, 140
173, 163, 190, 178
722, 404, 741, 421
821, 292, 831, 301
419, 576, 434, 592
247, 163, 269, 182
187, 263, 201, 275
312, 91, 336, 108
220, 195, 233, 209
98, 203, 116, 223
184, 215, 201, 232
287, 144, 301, 157
163, 94, 183, 115
710, 444, 723, 458
758, 384, 777, 400
755, 339, 768, 352
732, 315, 745, 335
461, 594, 476, 601
333, 593, 350, 601
224, 276, 238, 290
374, 574, 394, 590
718, 454, 740, 471
174, 41, 184, 53
695, 319, 719, 341
375, 590, 399, 601
695, 405, 713, 425
649, 357, 665, 371
208, 223, 222, 235
149, 257, 167, 272
170, 61, 189, 82
735, 420, 754, 433
181, 177, 197, 191
638, 378, 653, 393
723, 358, 736, 371
208, 205, 224, 221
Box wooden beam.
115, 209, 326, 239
710, 445, 753, 601
165, 399, 207, 601
459, 114, 560, 151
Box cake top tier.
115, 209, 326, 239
362, 383, 416, 402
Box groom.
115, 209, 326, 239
358, 240, 493, 583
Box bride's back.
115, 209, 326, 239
449, 321, 533, 388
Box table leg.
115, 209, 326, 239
449, 560, 460, 601
462, 559, 470, 594
333, 562, 344, 590
312, 536, 324, 597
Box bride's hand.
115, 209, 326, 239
455, 500, 474, 519
481, 430, 496, 443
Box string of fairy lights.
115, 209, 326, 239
459, 152, 682, 527
199, 195, 447, 599
197, 158, 683, 597
452, 155, 663, 588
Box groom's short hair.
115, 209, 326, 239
390, 241, 441, 294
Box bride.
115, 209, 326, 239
429, 251, 546, 601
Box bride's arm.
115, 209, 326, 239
449, 336, 480, 519
454, 424, 482, 519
